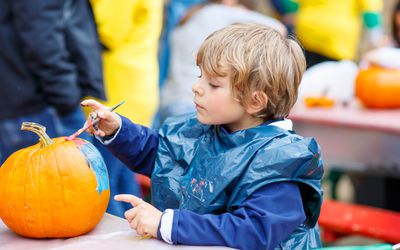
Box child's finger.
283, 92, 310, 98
114, 194, 144, 207
135, 221, 144, 236
129, 214, 140, 230
89, 110, 114, 125
124, 208, 138, 223
96, 110, 114, 122
81, 99, 107, 110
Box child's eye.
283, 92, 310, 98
208, 82, 219, 88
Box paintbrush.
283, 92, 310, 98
66, 101, 125, 141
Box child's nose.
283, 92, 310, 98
192, 81, 203, 96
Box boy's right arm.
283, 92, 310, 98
158, 182, 306, 249
99, 115, 159, 177
81, 99, 159, 176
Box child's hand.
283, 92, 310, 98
114, 194, 162, 238
80, 99, 121, 137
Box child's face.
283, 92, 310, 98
192, 71, 261, 132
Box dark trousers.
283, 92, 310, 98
0, 107, 87, 164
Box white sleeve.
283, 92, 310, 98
160, 209, 174, 244
95, 115, 122, 145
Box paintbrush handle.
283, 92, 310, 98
109, 100, 125, 112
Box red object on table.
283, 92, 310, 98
319, 200, 400, 243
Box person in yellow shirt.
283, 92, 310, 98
91, 0, 162, 125
90, 0, 163, 217
271, 0, 383, 68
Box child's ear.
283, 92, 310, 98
246, 91, 268, 115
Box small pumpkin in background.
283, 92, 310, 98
304, 96, 335, 108
355, 67, 400, 109
0, 122, 110, 238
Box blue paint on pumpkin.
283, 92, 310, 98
78, 141, 109, 194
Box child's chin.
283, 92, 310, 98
196, 114, 210, 124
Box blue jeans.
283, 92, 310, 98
0, 107, 60, 164
57, 107, 91, 142
93, 139, 140, 217
0, 106, 93, 163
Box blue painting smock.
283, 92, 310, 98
103, 113, 324, 249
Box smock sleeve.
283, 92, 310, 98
98, 115, 159, 176
159, 181, 306, 250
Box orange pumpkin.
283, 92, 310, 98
0, 122, 110, 238
355, 67, 400, 108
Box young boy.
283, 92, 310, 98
82, 23, 324, 249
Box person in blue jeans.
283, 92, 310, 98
0, 0, 140, 218
82, 23, 323, 249
0, 0, 105, 165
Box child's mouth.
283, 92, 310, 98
194, 103, 205, 110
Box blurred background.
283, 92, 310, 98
1, 0, 400, 248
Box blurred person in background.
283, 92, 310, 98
270, 0, 384, 68
91, 0, 163, 217
0, 0, 105, 164
158, 0, 205, 90
158, 0, 286, 124
362, 0, 400, 69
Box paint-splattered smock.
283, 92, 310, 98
103, 113, 324, 249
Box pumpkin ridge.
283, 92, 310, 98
22, 150, 42, 234
3, 155, 15, 233
3, 155, 13, 231
37, 149, 54, 235
37, 151, 47, 237
64, 142, 81, 236
51, 147, 68, 236
13, 152, 26, 234
7, 150, 29, 235
22, 151, 30, 236
38, 149, 49, 237
65, 142, 84, 235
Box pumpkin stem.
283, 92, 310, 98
21, 122, 54, 148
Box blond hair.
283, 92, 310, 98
196, 23, 306, 120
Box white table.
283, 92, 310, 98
0, 214, 233, 250
289, 103, 400, 177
